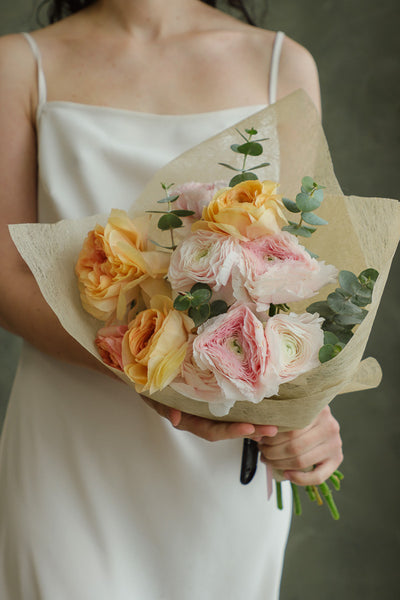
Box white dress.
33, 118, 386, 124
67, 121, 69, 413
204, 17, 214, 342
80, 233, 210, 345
0, 32, 291, 600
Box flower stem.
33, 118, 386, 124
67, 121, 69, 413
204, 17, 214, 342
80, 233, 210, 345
276, 481, 283, 510
318, 482, 340, 520
291, 483, 302, 516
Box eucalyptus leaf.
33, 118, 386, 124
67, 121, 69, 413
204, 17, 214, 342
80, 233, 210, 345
301, 212, 328, 226
189, 304, 211, 327
327, 291, 364, 316
173, 295, 191, 311
229, 172, 259, 187
338, 271, 363, 295
293, 226, 313, 238
245, 162, 270, 171
158, 213, 183, 230
359, 268, 379, 287
319, 344, 336, 363
306, 301, 335, 320
301, 176, 315, 192
295, 193, 321, 212
157, 194, 180, 204
191, 287, 212, 307
324, 331, 339, 345
312, 188, 324, 203
334, 309, 368, 326
170, 209, 195, 217
305, 248, 319, 259
190, 282, 212, 294
218, 162, 241, 172
245, 127, 258, 135
236, 142, 263, 156
282, 197, 301, 213
210, 300, 229, 317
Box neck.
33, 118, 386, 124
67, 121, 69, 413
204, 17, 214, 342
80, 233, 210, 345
92, 0, 204, 39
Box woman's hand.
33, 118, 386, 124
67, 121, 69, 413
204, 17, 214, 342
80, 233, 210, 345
141, 396, 278, 443
257, 406, 343, 486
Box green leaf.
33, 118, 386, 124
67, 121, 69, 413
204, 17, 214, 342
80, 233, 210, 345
359, 268, 379, 288
334, 309, 368, 326
218, 162, 241, 172
319, 344, 337, 363
324, 323, 354, 344
190, 282, 212, 294
312, 188, 324, 203
245, 127, 258, 135
170, 209, 195, 217
324, 331, 339, 345
210, 300, 229, 318
301, 212, 328, 226
191, 287, 212, 307
295, 192, 321, 212
282, 197, 301, 213
327, 290, 364, 316
351, 288, 372, 307
306, 301, 335, 320
157, 194, 180, 204
234, 128, 248, 142
338, 271, 363, 295
301, 176, 316, 193
229, 172, 259, 187
305, 248, 319, 259
230, 144, 241, 153
157, 213, 183, 230
244, 162, 270, 171
235, 142, 263, 156
189, 304, 211, 327
173, 295, 191, 311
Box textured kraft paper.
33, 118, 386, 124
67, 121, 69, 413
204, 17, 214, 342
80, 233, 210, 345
10, 90, 400, 428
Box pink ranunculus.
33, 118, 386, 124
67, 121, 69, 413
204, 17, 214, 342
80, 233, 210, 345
173, 181, 227, 220
167, 229, 242, 297
95, 324, 128, 371
192, 304, 280, 413
235, 231, 338, 310
169, 336, 225, 415
265, 312, 324, 384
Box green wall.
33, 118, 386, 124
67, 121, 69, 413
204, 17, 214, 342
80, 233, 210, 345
1, 1, 399, 598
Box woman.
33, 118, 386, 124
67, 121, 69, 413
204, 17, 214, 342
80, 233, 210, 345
0, 1, 342, 598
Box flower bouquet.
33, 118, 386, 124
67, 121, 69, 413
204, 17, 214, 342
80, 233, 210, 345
9, 90, 400, 519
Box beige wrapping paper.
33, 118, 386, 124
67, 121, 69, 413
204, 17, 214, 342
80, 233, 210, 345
9, 91, 400, 428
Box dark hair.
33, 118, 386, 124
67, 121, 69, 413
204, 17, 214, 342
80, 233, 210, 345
38, 0, 258, 27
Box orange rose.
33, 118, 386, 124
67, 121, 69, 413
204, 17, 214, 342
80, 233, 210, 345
122, 295, 193, 394
75, 210, 170, 321
192, 180, 288, 240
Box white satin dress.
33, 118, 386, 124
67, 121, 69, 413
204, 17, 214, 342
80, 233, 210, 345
0, 32, 291, 600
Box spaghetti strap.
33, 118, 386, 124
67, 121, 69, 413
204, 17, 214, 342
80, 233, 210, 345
21, 32, 47, 117
269, 31, 285, 105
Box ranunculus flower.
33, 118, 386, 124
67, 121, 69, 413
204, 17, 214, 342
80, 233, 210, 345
265, 312, 324, 384
95, 324, 128, 371
192, 180, 288, 241
192, 304, 280, 413
169, 335, 223, 414
173, 181, 227, 220
75, 209, 170, 321
167, 229, 241, 298
234, 232, 338, 310
122, 295, 193, 394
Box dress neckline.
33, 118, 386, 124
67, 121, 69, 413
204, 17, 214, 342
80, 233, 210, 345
42, 99, 268, 120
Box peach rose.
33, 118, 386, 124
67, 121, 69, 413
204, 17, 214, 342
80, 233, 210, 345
122, 295, 193, 394
75, 210, 170, 321
95, 324, 128, 371
192, 180, 288, 241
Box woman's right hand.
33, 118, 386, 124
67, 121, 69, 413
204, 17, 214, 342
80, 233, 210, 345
141, 396, 278, 442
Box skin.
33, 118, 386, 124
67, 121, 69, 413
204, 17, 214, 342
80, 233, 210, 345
0, 0, 341, 486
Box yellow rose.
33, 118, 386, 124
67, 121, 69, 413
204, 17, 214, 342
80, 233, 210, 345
75, 210, 170, 321
192, 180, 288, 240
122, 295, 193, 394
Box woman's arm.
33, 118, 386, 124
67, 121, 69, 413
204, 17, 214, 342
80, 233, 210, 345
0, 35, 108, 374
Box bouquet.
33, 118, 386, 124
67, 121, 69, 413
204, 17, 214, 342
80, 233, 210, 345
9, 91, 400, 519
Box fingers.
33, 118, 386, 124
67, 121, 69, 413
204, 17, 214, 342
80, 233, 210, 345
140, 395, 278, 442
258, 406, 343, 486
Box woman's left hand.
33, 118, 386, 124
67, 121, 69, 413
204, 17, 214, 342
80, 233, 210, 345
257, 406, 343, 486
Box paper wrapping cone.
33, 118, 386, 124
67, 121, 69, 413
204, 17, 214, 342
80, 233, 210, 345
9, 91, 400, 428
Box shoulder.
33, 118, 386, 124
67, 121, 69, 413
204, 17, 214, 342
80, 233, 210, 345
0, 33, 38, 120
276, 34, 321, 113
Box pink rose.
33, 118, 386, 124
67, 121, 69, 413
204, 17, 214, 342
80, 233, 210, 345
192, 304, 280, 413
167, 230, 241, 300
169, 336, 224, 414
95, 324, 128, 371
235, 232, 338, 310
265, 312, 324, 383
173, 181, 227, 220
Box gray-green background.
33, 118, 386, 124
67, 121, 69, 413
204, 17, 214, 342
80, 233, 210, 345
1, 1, 399, 598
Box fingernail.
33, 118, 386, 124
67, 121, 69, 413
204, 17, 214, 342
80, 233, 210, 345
242, 425, 256, 435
